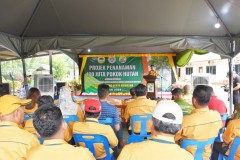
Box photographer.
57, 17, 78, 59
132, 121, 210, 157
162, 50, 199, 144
227, 71, 240, 118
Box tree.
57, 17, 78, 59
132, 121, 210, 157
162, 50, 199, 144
148, 56, 171, 73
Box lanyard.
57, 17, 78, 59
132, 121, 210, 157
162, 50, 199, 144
45, 143, 65, 146
0, 125, 14, 127
86, 120, 98, 123
150, 138, 175, 144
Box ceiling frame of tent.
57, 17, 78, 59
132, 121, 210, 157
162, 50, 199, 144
21, 0, 43, 38
204, 0, 232, 39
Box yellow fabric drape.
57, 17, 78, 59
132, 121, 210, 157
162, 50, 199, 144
167, 55, 178, 81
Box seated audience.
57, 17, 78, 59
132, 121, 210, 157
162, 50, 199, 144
208, 88, 227, 115
175, 85, 222, 159
24, 88, 41, 115
73, 99, 118, 159
24, 95, 72, 142
118, 100, 193, 160
212, 118, 240, 159
26, 105, 94, 160
171, 88, 193, 115
124, 84, 157, 134
0, 95, 40, 159
58, 86, 84, 122
24, 95, 54, 134
124, 87, 136, 103
98, 84, 123, 148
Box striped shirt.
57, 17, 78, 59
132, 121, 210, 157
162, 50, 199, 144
100, 101, 120, 125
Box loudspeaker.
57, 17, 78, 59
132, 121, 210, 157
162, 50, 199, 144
0, 83, 11, 96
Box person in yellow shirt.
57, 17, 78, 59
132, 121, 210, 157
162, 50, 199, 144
24, 95, 72, 142
124, 84, 157, 134
175, 85, 222, 159
148, 64, 159, 77
73, 99, 118, 159
26, 104, 95, 160
211, 119, 240, 159
118, 100, 193, 160
0, 95, 40, 159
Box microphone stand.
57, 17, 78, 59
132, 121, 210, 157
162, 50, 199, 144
158, 74, 167, 100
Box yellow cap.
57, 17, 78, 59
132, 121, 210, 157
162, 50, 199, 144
0, 95, 32, 116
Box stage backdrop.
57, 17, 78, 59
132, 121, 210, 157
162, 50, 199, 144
80, 54, 177, 96
83, 56, 144, 95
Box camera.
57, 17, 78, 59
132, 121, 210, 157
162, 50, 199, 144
222, 85, 229, 92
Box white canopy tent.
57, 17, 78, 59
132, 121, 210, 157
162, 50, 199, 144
0, 0, 240, 113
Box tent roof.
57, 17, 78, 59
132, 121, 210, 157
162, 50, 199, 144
0, 0, 240, 60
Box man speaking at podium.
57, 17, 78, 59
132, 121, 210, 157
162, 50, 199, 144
148, 65, 159, 77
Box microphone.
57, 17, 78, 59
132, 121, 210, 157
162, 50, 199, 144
9, 73, 14, 80
158, 74, 167, 81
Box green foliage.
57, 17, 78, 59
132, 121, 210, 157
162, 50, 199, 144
148, 56, 171, 71
67, 80, 82, 91
1, 53, 77, 84
52, 54, 71, 81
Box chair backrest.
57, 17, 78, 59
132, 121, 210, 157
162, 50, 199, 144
73, 134, 112, 160
228, 137, 240, 160
63, 115, 78, 125
221, 114, 228, 127
127, 135, 151, 144
181, 137, 215, 160
131, 114, 152, 135
33, 133, 44, 144
99, 117, 114, 128
215, 114, 228, 142
24, 114, 33, 121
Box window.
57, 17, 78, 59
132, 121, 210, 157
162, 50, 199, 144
186, 67, 193, 75
234, 64, 240, 74
206, 66, 216, 75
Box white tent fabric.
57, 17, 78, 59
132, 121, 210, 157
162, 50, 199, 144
22, 36, 232, 57
0, 0, 240, 59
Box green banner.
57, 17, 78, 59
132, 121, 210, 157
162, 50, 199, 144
83, 56, 143, 95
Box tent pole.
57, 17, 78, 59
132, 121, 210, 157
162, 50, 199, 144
21, 58, 28, 97
0, 61, 2, 84
49, 51, 53, 75
229, 40, 235, 115
229, 58, 234, 115
73, 61, 76, 80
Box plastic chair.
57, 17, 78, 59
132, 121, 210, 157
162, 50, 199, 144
218, 137, 240, 160
63, 115, 78, 125
73, 134, 114, 160
215, 114, 228, 142
24, 114, 33, 120
127, 114, 152, 144
181, 137, 215, 160
38, 137, 44, 144
221, 114, 228, 127
33, 133, 44, 144
99, 117, 114, 128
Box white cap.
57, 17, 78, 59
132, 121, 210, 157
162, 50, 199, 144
152, 100, 183, 125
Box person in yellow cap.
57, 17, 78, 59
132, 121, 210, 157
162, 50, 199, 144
26, 104, 95, 160
0, 95, 40, 159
